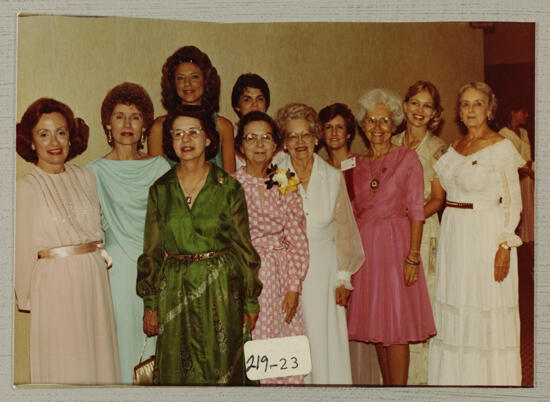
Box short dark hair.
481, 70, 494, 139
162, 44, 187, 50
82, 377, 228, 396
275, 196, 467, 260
16, 98, 89, 164
162, 105, 219, 162
318, 103, 357, 146
231, 73, 271, 116
100, 82, 154, 149
235, 111, 280, 159
161, 46, 220, 114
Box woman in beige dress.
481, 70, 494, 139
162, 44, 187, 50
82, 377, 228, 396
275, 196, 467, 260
391, 81, 446, 384
15, 98, 121, 384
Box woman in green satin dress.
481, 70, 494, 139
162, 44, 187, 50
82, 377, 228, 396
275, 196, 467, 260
88, 82, 171, 383
137, 106, 262, 385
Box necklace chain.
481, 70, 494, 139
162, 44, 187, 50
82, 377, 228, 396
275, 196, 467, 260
179, 166, 209, 206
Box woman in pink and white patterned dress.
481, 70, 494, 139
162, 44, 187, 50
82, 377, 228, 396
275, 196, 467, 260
232, 111, 309, 385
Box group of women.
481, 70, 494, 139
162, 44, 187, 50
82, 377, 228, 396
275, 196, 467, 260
15, 44, 531, 386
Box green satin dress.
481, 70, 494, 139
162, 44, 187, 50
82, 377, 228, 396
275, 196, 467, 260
137, 163, 262, 385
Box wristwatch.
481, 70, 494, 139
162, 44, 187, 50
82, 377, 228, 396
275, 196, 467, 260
499, 243, 511, 250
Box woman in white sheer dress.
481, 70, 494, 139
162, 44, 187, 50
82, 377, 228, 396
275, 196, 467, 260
428, 82, 524, 385
275, 102, 364, 384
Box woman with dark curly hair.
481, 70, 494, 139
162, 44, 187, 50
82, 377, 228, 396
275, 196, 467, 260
390, 81, 447, 385
15, 98, 121, 384
87, 82, 171, 383
137, 106, 261, 385
148, 45, 236, 173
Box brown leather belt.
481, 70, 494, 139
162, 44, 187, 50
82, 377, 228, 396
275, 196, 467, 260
446, 200, 473, 209
164, 248, 229, 261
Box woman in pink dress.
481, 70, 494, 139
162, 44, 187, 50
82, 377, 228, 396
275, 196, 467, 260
346, 88, 436, 385
232, 111, 309, 385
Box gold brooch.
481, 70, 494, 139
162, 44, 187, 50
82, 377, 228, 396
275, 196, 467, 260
218, 177, 225, 184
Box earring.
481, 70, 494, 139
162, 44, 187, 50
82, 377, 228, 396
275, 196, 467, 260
107, 129, 113, 144
140, 135, 145, 148
31, 143, 35, 151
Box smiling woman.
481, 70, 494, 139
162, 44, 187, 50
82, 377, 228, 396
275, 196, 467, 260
15, 98, 121, 384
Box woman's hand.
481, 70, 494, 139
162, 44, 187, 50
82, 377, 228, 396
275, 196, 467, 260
494, 245, 511, 282
335, 285, 351, 307
282, 291, 299, 324
143, 310, 158, 336
404, 253, 420, 287
243, 312, 259, 331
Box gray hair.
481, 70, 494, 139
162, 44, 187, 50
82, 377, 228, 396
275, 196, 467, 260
457, 81, 498, 121
357, 88, 404, 127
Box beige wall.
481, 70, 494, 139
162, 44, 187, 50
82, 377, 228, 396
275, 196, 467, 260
14, 16, 484, 383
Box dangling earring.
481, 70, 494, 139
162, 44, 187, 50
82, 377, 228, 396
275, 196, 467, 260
107, 129, 113, 144
140, 135, 145, 148
31, 143, 35, 151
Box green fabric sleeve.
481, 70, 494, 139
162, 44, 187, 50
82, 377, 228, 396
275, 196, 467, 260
230, 184, 262, 314
136, 185, 162, 312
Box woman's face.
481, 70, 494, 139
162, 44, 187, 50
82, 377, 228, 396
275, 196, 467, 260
511, 108, 529, 126
32, 112, 70, 172
236, 87, 267, 116
171, 116, 211, 162
174, 62, 204, 105
284, 118, 318, 164
323, 115, 349, 152
403, 90, 435, 128
459, 88, 490, 129
363, 104, 393, 147
107, 103, 144, 147
240, 120, 276, 167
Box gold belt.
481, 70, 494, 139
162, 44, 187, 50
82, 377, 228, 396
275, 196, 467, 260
38, 240, 105, 259
446, 200, 473, 209
164, 248, 229, 261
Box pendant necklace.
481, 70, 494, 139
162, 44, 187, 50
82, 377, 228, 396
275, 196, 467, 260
368, 150, 390, 195
179, 166, 209, 206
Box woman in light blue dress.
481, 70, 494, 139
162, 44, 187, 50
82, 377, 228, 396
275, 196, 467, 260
88, 82, 171, 383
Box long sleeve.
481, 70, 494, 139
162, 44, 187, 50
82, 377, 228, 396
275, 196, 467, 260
497, 142, 525, 247
15, 179, 37, 311
333, 174, 365, 290
230, 185, 262, 314
405, 151, 426, 222
137, 185, 163, 311
282, 190, 309, 294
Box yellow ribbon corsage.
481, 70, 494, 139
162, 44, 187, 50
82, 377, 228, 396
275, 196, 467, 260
265, 164, 300, 195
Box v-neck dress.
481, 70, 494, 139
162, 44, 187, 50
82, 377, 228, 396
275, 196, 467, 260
428, 139, 524, 385
137, 163, 262, 385
346, 147, 436, 346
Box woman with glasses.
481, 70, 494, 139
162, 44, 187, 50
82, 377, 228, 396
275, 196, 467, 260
276, 103, 364, 384
137, 106, 262, 385
232, 111, 309, 384
346, 89, 436, 385
390, 81, 447, 385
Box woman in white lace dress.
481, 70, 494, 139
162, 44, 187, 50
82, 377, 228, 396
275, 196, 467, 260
428, 82, 524, 385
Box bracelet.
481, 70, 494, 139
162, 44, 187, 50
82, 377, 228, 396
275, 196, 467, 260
409, 249, 420, 254
499, 243, 511, 250
405, 257, 420, 266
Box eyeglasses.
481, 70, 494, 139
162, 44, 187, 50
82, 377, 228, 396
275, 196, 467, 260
170, 127, 204, 140
287, 132, 315, 143
364, 116, 392, 129
243, 133, 274, 144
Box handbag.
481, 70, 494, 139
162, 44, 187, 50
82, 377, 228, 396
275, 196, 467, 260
133, 337, 155, 385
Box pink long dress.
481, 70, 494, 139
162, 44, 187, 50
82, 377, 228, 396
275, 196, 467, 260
233, 167, 309, 385
347, 147, 436, 345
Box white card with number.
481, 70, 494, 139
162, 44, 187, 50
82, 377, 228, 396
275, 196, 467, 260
340, 156, 356, 171
244, 335, 312, 380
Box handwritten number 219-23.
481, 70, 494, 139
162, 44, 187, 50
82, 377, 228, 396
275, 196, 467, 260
246, 355, 299, 372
